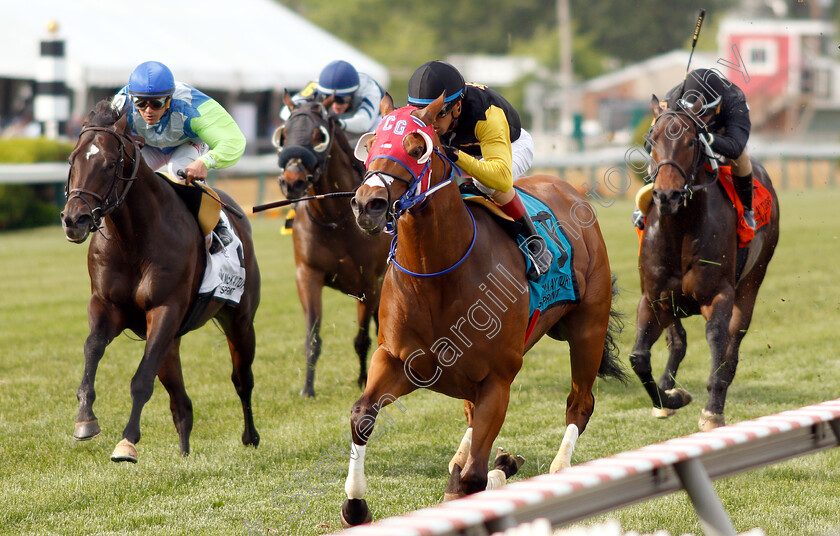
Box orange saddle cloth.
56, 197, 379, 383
715, 165, 773, 248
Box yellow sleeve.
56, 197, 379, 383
452, 105, 513, 193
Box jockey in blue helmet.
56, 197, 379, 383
112, 61, 245, 186
282, 60, 385, 136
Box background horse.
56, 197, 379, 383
276, 94, 390, 397
629, 96, 780, 430
60, 100, 261, 462
339, 95, 626, 526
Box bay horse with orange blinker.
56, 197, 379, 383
60, 100, 260, 462
275, 93, 390, 397
629, 96, 779, 430
337, 94, 627, 526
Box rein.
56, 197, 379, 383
370, 148, 473, 278
66, 126, 142, 232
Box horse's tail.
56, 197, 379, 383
598, 273, 629, 383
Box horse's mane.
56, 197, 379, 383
86, 99, 124, 127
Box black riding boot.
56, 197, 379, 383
515, 215, 553, 281
734, 173, 755, 230
209, 217, 234, 254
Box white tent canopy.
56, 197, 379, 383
1, 0, 389, 93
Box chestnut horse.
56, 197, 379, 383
629, 97, 780, 430
60, 101, 260, 462
276, 95, 389, 397
338, 95, 626, 525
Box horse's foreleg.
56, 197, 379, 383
652, 320, 690, 419
459, 378, 510, 495
353, 298, 376, 390
296, 264, 324, 398
75, 299, 123, 441
113, 310, 181, 463
221, 314, 259, 448
156, 340, 193, 456
700, 286, 736, 430
341, 347, 415, 527
630, 296, 690, 411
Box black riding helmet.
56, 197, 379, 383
407, 61, 465, 115
679, 68, 730, 116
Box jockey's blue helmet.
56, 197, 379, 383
128, 61, 175, 98
407, 61, 465, 108
316, 61, 360, 97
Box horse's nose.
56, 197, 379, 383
61, 211, 91, 230
652, 189, 681, 205
363, 197, 388, 218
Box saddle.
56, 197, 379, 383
156, 172, 222, 236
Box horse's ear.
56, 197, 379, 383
415, 93, 445, 126
650, 94, 663, 117
114, 113, 129, 134
380, 93, 395, 116
354, 132, 376, 162
283, 90, 296, 110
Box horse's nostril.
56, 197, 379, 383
366, 198, 388, 215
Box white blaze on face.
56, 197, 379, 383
363, 173, 395, 188
85, 144, 100, 160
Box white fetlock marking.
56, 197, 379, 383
549, 424, 579, 473
485, 469, 506, 490
344, 444, 367, 499
448, 427, 472, 474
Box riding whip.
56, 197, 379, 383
252, 191, 356, 213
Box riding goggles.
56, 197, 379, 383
131, 96, 170, 110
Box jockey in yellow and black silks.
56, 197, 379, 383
407, 60, 552, 281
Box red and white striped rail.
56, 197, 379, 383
334, 398, 840, 536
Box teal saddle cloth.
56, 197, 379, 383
461, 187, 580, 317
514, 188, 580, 316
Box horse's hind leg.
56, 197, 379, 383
296, 264, 324, 398
75, 299, 124, 441
156, 339, 193, 456
549, 303, 607, 473
341, 347, 415, 527
219, 313, 260, 447
652, 319, 692, 419
353, 298, 376, 389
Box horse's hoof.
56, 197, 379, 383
73, 419, 101, 441
444, 463, 464, 500
652, 407, 677, 419
299, 387, 316, 398
665, 387, 693, 409
340, 499, 372, 528
242, 430, 260, 448
356, 375, 367, 390
699, 410, 725, 431
110, 438, 138, 463
493, 447, 526, 478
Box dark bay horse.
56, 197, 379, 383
630, 96, 780, 430
339, 95, 626, 526
276, 94, 389, 397
60, 101, 260, 462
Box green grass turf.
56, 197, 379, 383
0, 188, 838, 535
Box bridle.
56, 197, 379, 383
65, 126, 142, 232
649, 109, 719, 203
277, 104, 336, 195
365, 145, 472, 278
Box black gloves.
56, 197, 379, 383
441, 145, 459, 162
